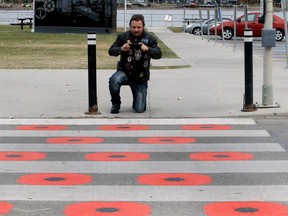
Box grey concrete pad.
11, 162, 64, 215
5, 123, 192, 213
1, 27, 288, 118
151, 58, 188, 67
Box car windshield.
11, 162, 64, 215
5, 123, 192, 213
207, 19, 215, 24
239, 14, 256, 22
207, 18, 230, 25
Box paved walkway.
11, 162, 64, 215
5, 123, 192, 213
0, 27, 287, 118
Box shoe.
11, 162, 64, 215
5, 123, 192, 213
110, 104, 120, 114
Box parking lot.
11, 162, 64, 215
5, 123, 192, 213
202, 35, 288, 63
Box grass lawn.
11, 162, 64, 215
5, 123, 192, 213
0, 26, 178, 69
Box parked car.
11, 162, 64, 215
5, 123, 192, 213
184, 0, 198, 7
185, 17, 232, 35
209, 12, 285, 41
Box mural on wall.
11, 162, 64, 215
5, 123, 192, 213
34, 0, 113, 28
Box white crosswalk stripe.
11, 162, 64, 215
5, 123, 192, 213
0, 118, 256, 125
0, 130, 270, 137
0, 143, 284, 152
1, 161, 288, 173
1, 185, 288, 202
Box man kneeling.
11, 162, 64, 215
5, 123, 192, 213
108, 14, 162, 114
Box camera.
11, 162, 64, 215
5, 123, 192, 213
129, 43, 141, 50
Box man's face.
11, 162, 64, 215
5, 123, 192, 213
130, 20, 144, 37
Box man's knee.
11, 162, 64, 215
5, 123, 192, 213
134, 108, 145, 113
109, 71, 127, 84
109, 75, 119, 86
133, 105, 146, 113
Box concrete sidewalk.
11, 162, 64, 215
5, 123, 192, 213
0, 27, 287, 119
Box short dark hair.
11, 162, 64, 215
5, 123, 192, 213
129, 14, 145, 27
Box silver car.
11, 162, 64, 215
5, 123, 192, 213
184, 18, 232, 35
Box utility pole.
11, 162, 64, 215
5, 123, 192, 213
259, 0, 280, 108
281, 0, 288, 67
262, 0, 273, 106
124, 0, 127, 31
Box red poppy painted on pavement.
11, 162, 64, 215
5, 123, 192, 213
85, 152, 150, 161
181, 124, 232, 130
138, 137, 196, 144
189, 152, 254, 161
16, 125, 67, 130
137, 173, 212, 186
46, 137, 103, 144
0, 152, 46, 161
98, 124, 149, 130
64, 201, 151, 216
0, 202, 13, 215
204, 201, 288, 216
17, 173, 92, 185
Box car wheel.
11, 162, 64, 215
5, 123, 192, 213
222, 27, 233, 40
193, 27, 202, 36
275, 29, 284, 41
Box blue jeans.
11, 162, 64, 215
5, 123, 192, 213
109, 70, 148, 113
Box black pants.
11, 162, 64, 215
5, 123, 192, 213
109, 70, 148, 113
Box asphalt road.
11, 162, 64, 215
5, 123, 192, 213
253, 115, 288, 152
0, 117, 288, 216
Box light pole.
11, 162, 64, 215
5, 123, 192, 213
124, 0, 127, 31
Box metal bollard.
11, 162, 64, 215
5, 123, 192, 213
85, 32, 100, 115
242, 28, 257, 112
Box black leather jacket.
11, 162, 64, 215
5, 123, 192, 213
108, 30, 162, 81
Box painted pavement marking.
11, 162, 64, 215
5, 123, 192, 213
1, 161, 288, 173
0, 117, 286, 215
0, 185, 288, 201
0, 130, 270, 137
0, 118, 256, 125
0, 143, 283, 152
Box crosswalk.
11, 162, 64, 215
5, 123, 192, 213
0, 118, 288, 216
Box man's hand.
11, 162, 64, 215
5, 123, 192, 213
121, 42, 131, 52
140, 43, 149, 52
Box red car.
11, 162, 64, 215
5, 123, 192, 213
184, 0, 198, 7
209, 12, 285, 41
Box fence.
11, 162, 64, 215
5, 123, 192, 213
0, 10, 33, 24
4, 8, 281, 28
116, 9, 235, 27
1, 9, 195, 27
